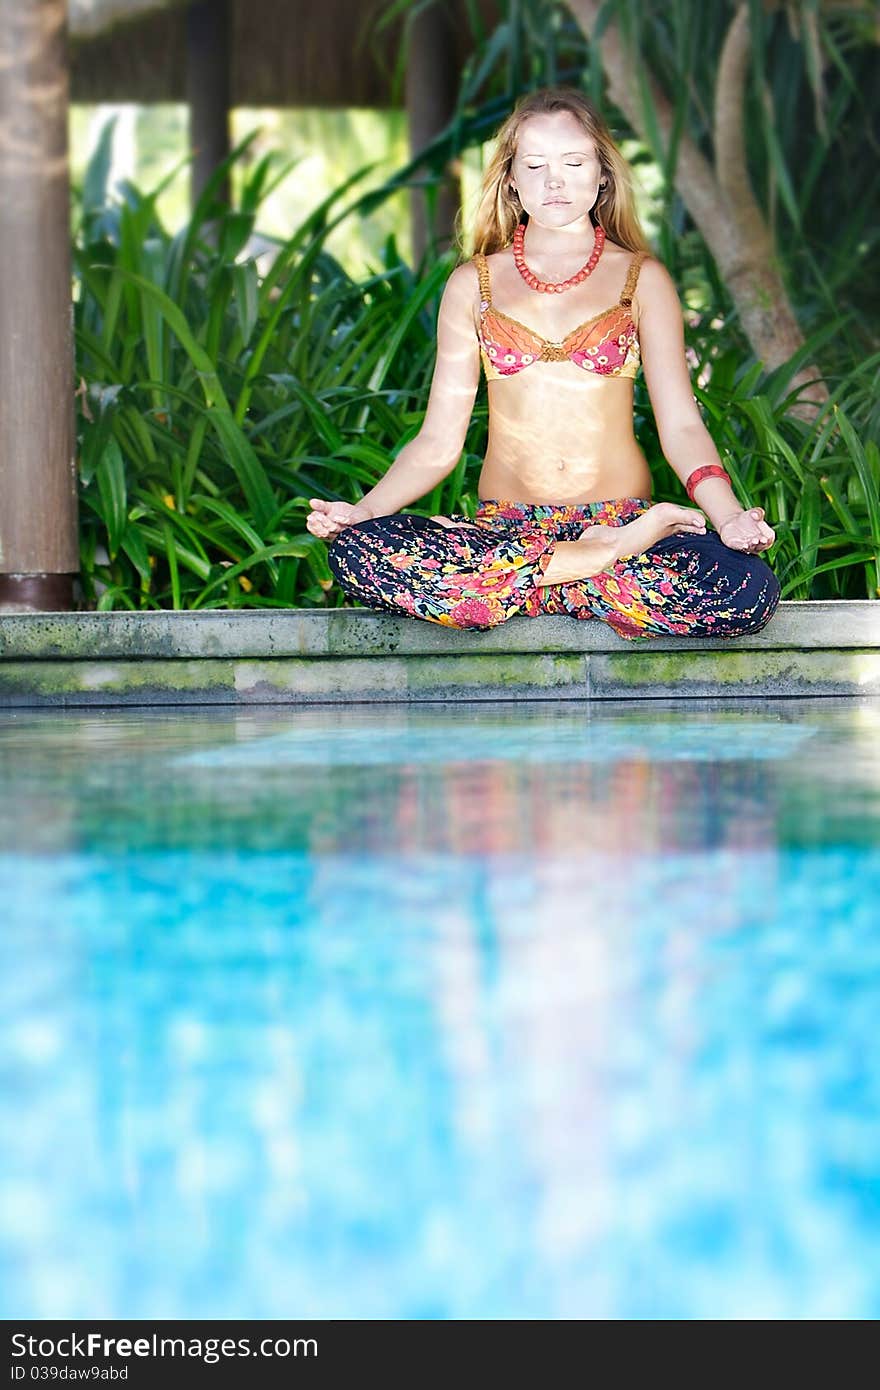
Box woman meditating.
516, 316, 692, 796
307, 87, 780, 640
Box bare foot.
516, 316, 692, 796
537, 532, 621, 584
536, 502, 707, 585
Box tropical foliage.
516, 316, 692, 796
73, 125, 467, 610
72, 0, 880, 609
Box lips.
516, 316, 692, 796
543, 199, 570, 205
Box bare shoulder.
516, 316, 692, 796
441, 259, 482, 310
602, 237, 634, 263
445, 260, 481, 292
437, 260, 480, 316
601, 238, 657, 280
481, 246, 520, 285
633, 254, 679, 301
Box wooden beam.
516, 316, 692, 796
405, 0, 461, 263
185, 0, 231, 210
0, 0, 78, 612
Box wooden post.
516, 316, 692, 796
0, 0, 78, 612
405, 0, 461, 264
186, 0, 231, 213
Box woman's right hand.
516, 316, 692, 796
306, 498, 373, 541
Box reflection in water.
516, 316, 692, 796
2, 699, 871, 857
1, 699, 879, 1317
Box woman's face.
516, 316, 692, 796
509, 111, 603, 229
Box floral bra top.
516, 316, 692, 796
473, 249, 646, 381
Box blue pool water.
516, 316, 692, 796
1, 697, 879, 1319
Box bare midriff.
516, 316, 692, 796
477, 362, 652, 505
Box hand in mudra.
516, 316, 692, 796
718, 507, 775, 554
306, 497, 372, 541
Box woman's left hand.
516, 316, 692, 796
718, 508, 775, 554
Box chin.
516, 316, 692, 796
529, 207, 587, 227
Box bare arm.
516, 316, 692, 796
638, 257, 775, 551
357, 263, 482, 519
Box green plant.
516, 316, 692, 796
73, 119, 489, 610
73, 4, 879, 612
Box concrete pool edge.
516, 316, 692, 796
0, 602, 878, 703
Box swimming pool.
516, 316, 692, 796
2, 697, 879, 1318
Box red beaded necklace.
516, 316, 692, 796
512, 219, 606, 294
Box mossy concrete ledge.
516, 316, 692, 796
0, 601, 878, 704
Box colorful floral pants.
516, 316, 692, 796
326, 497, 781, 640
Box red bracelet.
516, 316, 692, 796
685, 464, 732, 502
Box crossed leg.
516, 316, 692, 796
328, 513, 780, 639
327, 513, 556, 629
550, 530, 781, 638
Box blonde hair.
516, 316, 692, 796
465, 86, 651, 257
